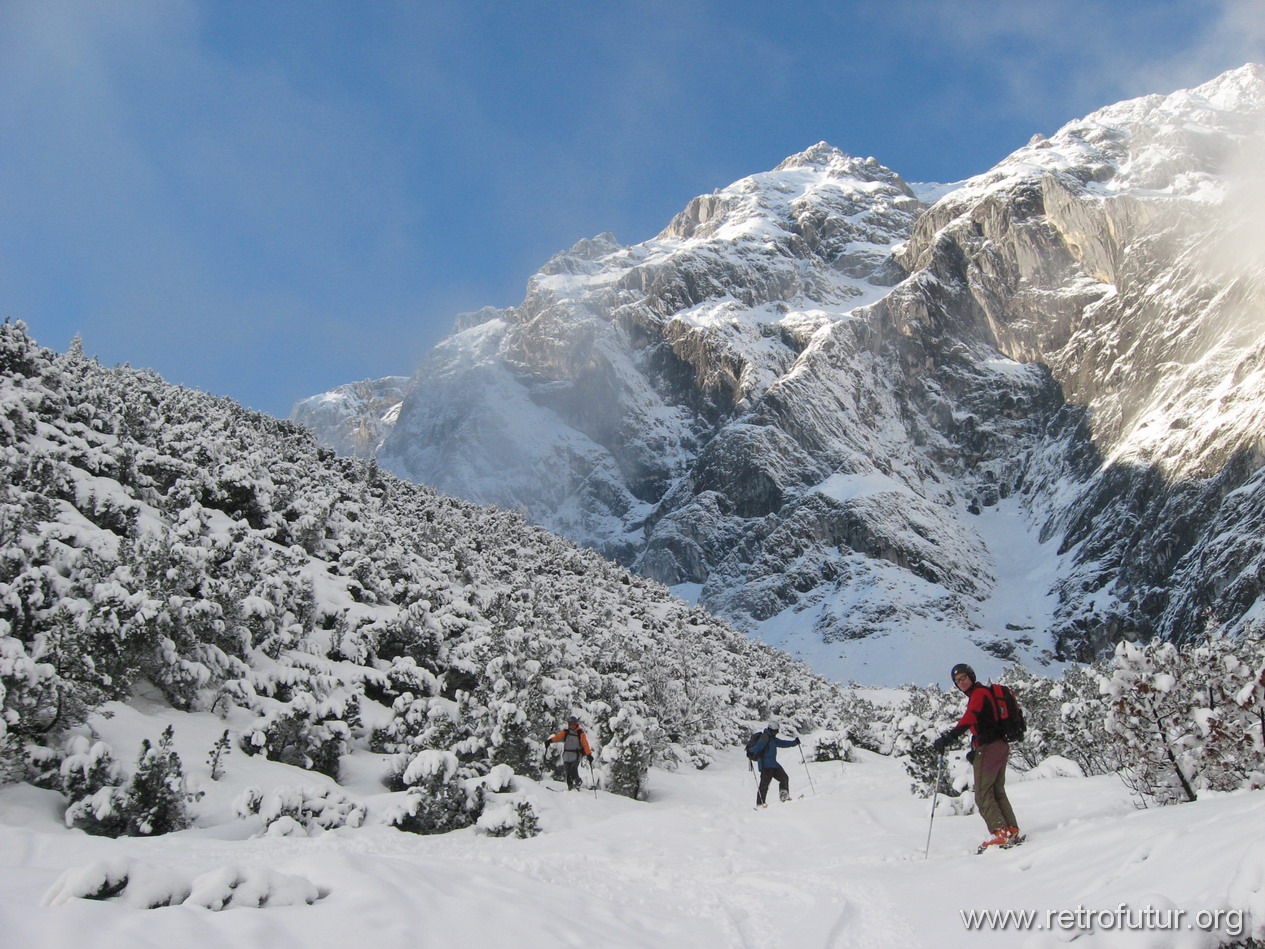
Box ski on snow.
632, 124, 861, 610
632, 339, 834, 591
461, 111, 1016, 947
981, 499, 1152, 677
976, 834, 1027, 854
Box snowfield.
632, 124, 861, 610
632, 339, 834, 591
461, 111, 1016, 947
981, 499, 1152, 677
2, 706, 1262, 949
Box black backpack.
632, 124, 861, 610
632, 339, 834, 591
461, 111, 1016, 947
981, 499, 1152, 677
983, 684, 1026, 743
745, 731, 767, 761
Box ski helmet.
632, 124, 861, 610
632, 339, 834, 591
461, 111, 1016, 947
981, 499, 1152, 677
950, 663, 976, 685
767, 718, 781, 731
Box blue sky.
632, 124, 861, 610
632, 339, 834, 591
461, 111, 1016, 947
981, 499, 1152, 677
2, 1, 1263, 418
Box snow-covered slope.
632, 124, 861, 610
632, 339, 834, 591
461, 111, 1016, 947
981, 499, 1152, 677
296, 65, 1265, 683
0, 321, 856, 816
3, 705, 1262, 949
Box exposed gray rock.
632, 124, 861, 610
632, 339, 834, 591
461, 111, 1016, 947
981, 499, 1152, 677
290, 376, 410, 459
294, 67, 1265, 680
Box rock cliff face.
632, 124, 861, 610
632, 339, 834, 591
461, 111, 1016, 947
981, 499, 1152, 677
293, 67, 1265, 682
291, 376, 410, 460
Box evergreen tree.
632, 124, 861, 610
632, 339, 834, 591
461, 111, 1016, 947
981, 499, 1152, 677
597, 703, 653, 800
389, 750, 478, 834
125, 725, 192, 835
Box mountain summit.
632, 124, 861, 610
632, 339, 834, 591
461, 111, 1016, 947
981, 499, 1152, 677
294, 66, 1265, 684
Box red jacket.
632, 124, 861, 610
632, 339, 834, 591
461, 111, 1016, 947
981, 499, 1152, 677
949, 683, 999, 748
547, 727, 591, 757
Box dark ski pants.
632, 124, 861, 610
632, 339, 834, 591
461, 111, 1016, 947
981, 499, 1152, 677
564, 758, 583, 790
973, 740, 1018, 832
756, 765, 790, 805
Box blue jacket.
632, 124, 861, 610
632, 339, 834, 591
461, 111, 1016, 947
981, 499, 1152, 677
752, 730, 799, 769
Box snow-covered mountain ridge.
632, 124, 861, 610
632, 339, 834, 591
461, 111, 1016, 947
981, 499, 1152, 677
295, 65, 1265, 682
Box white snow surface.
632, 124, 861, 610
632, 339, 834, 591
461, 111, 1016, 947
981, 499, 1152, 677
3, 705, 1262, 949
741, 497, 1062, 687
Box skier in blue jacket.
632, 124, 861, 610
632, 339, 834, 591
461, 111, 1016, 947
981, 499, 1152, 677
751, 720, 801, 807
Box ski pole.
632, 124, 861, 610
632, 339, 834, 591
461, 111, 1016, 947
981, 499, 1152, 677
587, 757, 597, 798
798, 742, 817, 796
924, 754, 947, 859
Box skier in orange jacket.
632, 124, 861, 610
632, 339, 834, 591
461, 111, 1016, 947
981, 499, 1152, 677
546, 716, 593, 790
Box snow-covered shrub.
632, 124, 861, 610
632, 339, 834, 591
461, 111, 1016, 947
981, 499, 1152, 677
124, 725, 196, 835
596, 704, 652, 800
224, 667, 360, 779
387, 749, 478, 834
679, 742, 714, 770
184, 866, 325, 910
474, 626, 554, 780
904, 741, 963, 799
235, 784, 367, 834
512, 799, 541, 838
1018, 756, 1086, 780
0, 622, 107, 782
886, 684, 965, 797
42, 857, 135, 905
887, 686, 961, 756
58, 736, 122, 815
63, 726, 193, 836
375, 693, 487, 778
1098, 637, 1265, 805
1190, 636, 1265, 793
807, 730, 853, 763
475, 796, 541, 839
1020, 663, 1121, 777
1104, 640, 1205, 805
468, 766, 541, 838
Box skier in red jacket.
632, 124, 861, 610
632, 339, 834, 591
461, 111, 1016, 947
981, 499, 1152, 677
546, 716, 593, 790
933, 663, 1021, 852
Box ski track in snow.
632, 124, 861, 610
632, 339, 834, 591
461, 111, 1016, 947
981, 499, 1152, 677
3, 735, 1263, 949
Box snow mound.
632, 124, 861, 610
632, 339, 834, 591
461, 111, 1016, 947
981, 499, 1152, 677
43, 858, 326, 910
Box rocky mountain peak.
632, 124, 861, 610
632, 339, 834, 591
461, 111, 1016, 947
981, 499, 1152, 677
656, 141, 919, 256
295, 66, 1265, 683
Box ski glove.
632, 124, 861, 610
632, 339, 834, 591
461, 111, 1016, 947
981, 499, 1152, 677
934, 724, 968, 754
585, 754, 593, 761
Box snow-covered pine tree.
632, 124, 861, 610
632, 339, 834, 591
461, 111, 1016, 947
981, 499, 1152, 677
58, 736, 121, 819
63, 727, 192, 836
207, 729, 232, 781
123, 725, 193, 835
596, 703, 653, 799
894, 684, 970, 798
475, 623, 557, 780
389, 750, 478, 834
